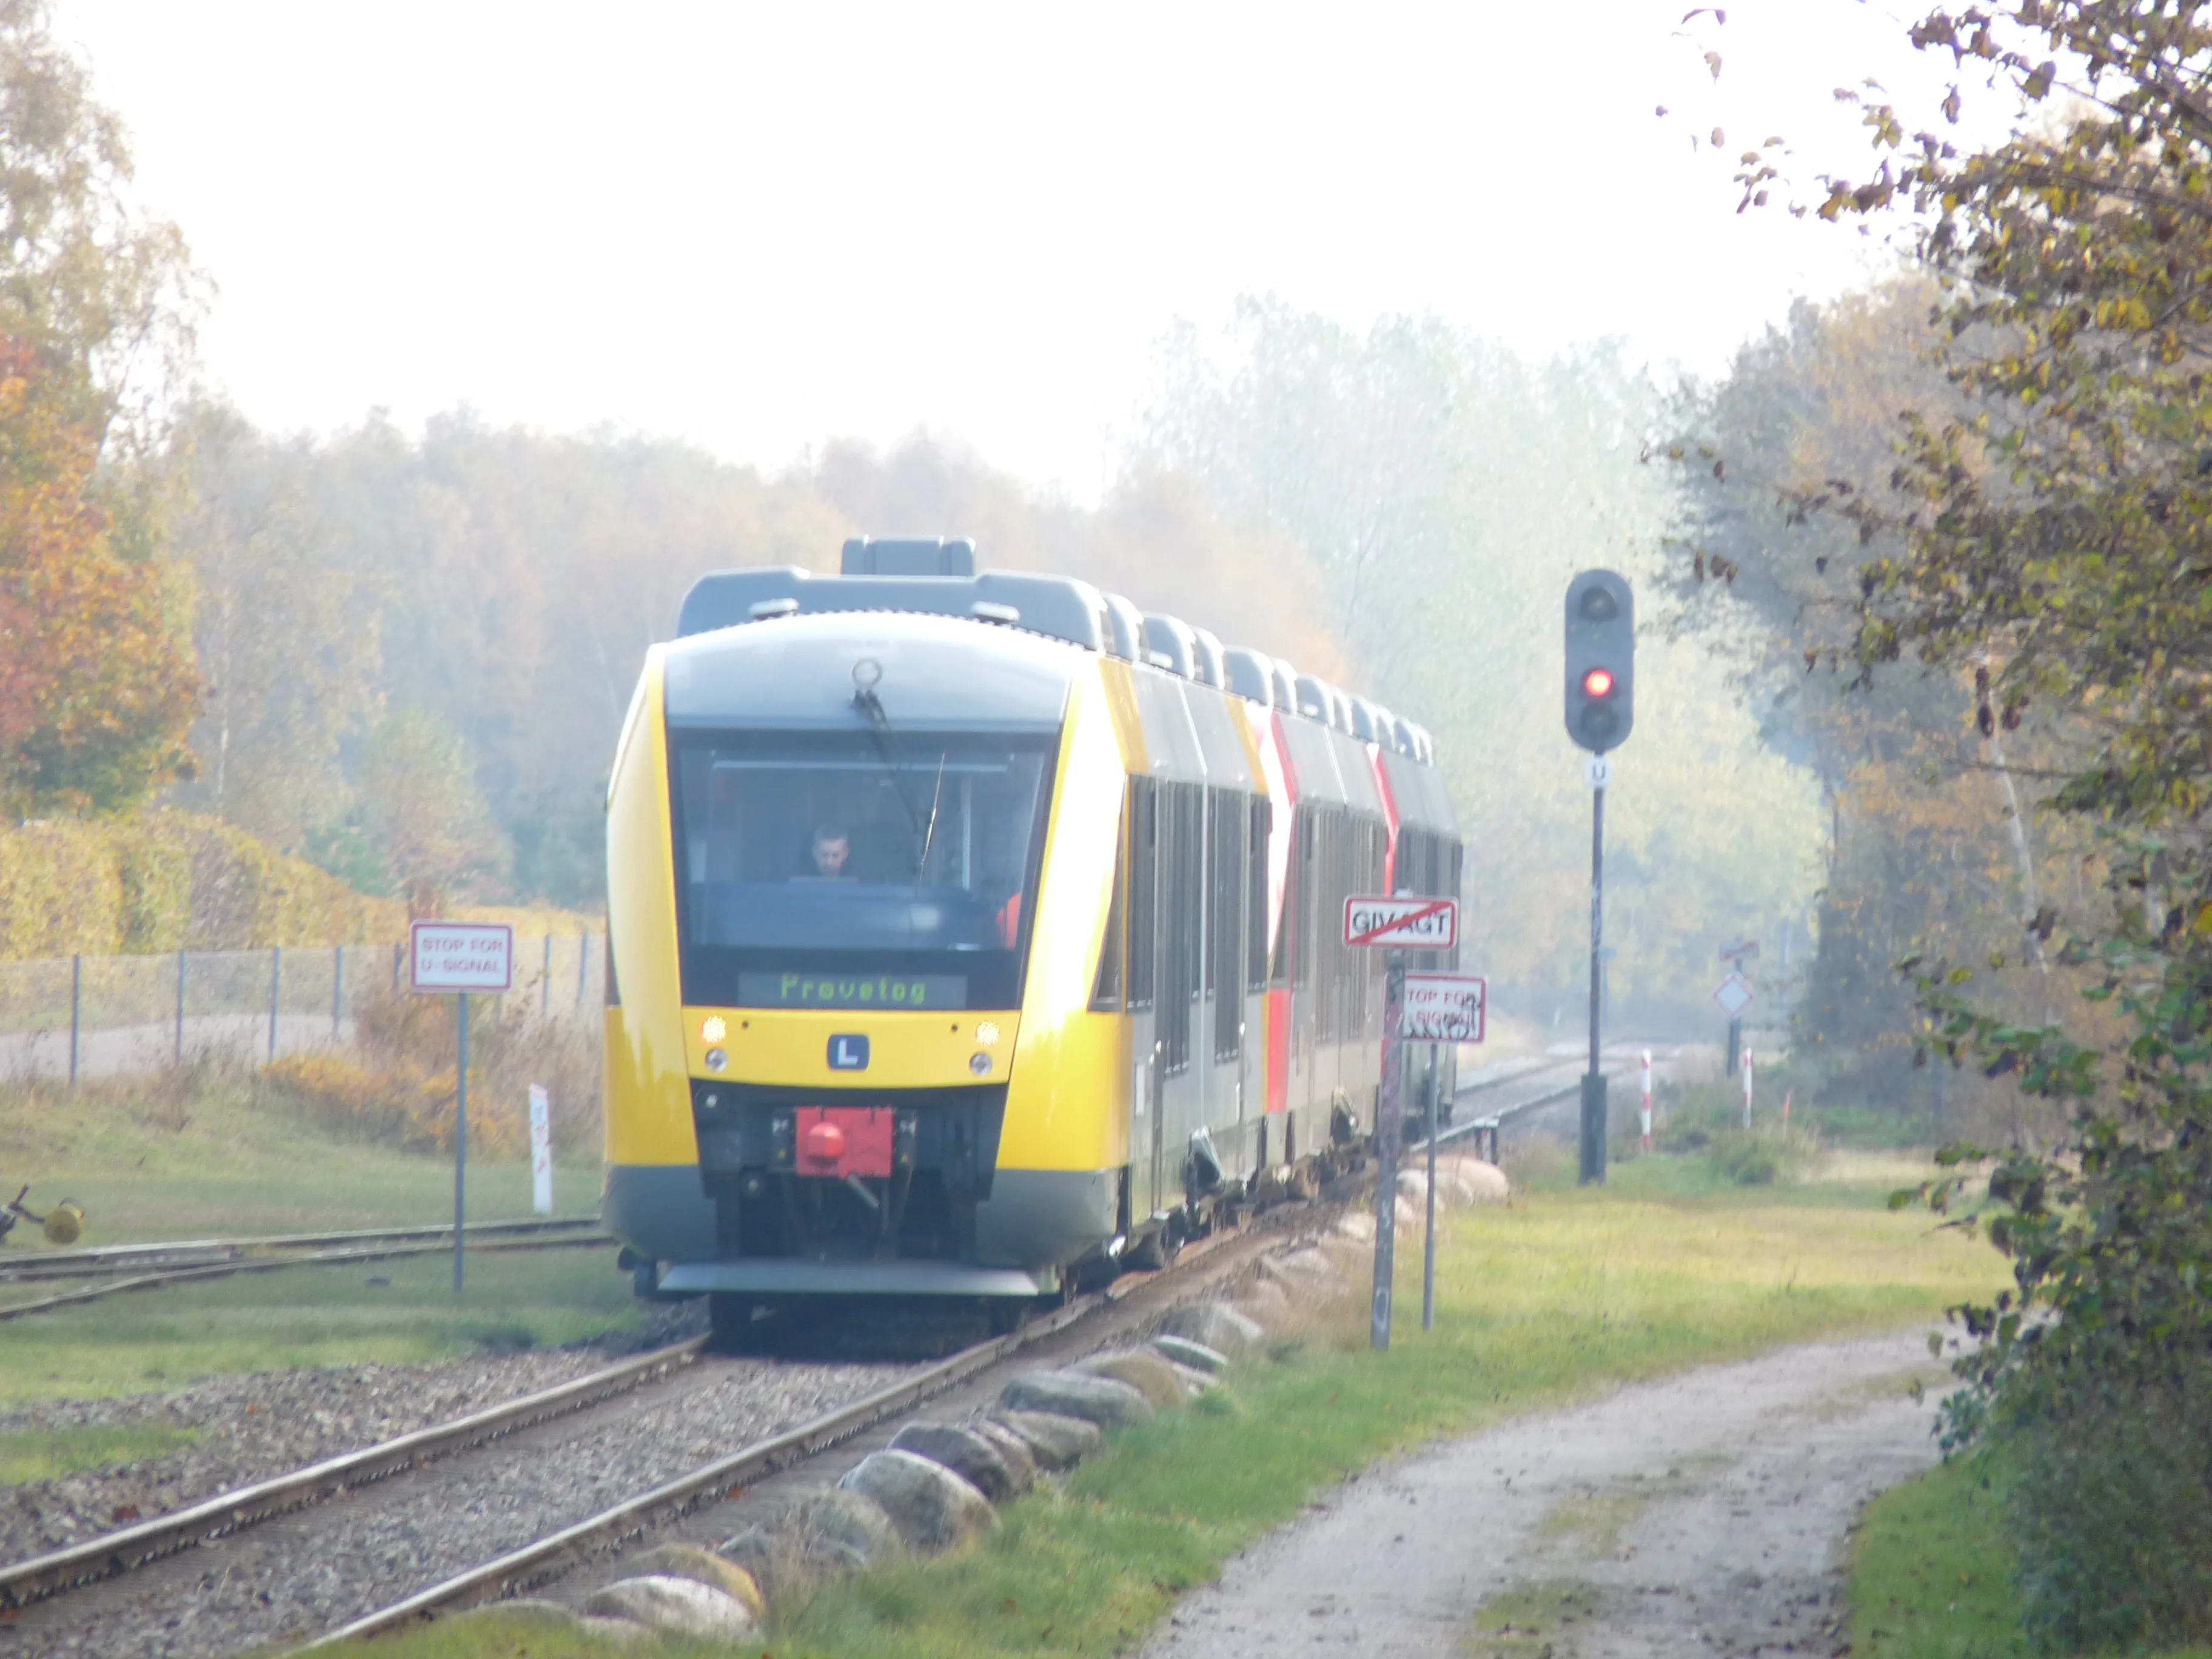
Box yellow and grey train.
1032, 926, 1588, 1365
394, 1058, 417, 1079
602, 537, 1463, 1325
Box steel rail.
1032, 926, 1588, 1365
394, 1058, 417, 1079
0, 1233, 609, 1323
0, 1338, 707, 1613
305, 1228, 1247, 1647
0, 1217, 603, 1285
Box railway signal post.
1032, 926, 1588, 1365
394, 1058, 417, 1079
409, 921, 514, 1292
1565, 570, 1635, 1185
1344, 896, 1459, 1350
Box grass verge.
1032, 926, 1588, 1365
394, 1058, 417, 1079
0, 1246, 649, 1406
0, 1061, 600, 1244
338, 1168, 2001, 1659
1845, 1451, 2212, 1659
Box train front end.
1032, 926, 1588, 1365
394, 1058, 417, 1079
602, 603, 1124, 1318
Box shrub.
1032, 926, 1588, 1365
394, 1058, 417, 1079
263, 971, 602, 1159
2001, 1372, 2212, 1653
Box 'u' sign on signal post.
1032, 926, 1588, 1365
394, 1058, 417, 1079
1564, 571, 1634, 1187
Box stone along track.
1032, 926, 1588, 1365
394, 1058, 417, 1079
307, 1211, 1326, 1649
0, 1195, 1332, 1658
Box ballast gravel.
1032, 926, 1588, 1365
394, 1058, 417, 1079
12, 1348, 925, 1659
0, 1299, 706, 1566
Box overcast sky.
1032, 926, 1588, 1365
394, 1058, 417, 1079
56, 1, 1982, 496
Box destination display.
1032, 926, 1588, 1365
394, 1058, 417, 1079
737, 971, 968, 1010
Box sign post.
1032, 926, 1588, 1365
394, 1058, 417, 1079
529, 1084, 554, 1215
1400, 971, 1486, 1332
409, 921, 514, 1292
1712, 968, 1755, 1090
1640, 1048, 1654, 1150
1717, 940, 1760, 1075
1344, 896, 1459, 1352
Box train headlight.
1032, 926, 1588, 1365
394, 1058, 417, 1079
705, 1047, 728, 1072
969, 1052, 992, 1076
701, 1015, 727, 1042
975, 1021, 1000, 1047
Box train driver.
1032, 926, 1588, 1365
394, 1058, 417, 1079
800, 824, 852, 880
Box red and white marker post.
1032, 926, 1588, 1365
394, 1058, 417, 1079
1639, 1049, 1654, 1151
1741, 1045, 1755, 1128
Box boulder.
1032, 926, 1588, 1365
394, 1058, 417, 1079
1074, 1349, 1186, 1410
891, 1421, 1030, 1501
1267, 1246, 1339, 1285
1335, 1211, 1376, 1243
1150, 1334, 1228, 1375
581, 1576, 757, 1641
839, 1449, 999, 1553
441, 1598, 582, 1636
1000, 1369, 1154, 1429
718, 1486, 900, 1601
967, 1416, 1041, 1489
1158, 1300, 1265, 1355
989, 1409, 1102, 1470
1439, 1155, 1510, 1202
1232, 1279, 1290, 1327
1164, 1361, 1216, 1396
619, 1543, 766, 1619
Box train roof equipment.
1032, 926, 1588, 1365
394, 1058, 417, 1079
672, 543, 1443, 752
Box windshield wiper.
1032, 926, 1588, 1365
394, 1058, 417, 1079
851, 671, 931, 846
915, 750, 948, 890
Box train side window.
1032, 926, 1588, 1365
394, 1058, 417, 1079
1246, 796, 1270, 993
1127, 777, 1156, 1010
1211, 789, 1243, 1062
1159, 781, 1197, 1075
1090, 786, 1128, 1011
1294, 807, 1316, 993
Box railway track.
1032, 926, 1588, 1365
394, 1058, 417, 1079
0, 1216, 602, 1285
0, 1048, 1677, 1654
0, 1218, 609, 1322
0, 1196, 1315, 1657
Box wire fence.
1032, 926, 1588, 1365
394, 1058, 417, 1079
0, 935, 603, 1084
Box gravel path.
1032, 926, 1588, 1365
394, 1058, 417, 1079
0, 1303, 705, 1566
1142, 1329, 1951, 1659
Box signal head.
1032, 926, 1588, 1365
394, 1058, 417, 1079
1564, 569, 1634, 754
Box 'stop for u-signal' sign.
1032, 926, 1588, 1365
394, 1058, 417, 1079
410, 920, 515, 994
1343, 895, 1458, 950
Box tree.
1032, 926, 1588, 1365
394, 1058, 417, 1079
1141, 300, 1828, 1019
0, 1, 200, 816
1672, 283, 2114, 1129
1690, 6, 2212, 1644
357, 707, 505, 898
0, 333, 196, 813
167, 404, 379, 854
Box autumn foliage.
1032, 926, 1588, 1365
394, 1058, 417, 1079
0, 334, 196, 816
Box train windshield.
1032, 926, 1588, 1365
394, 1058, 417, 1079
671, 728, 1057, 1010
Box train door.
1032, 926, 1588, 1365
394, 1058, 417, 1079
1157, 780, 1203, 1207
1126, 775, 1162, 1220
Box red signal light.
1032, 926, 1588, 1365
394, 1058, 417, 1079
1582, 667, 1615, 699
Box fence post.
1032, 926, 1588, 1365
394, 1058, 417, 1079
577, 933, 589, 1009
269, 947, 282, 1062
541, 933, 552, 1020
175, 948, 186, 1065
332, 945, 344, 1040
69, 953, 81, 1085
391, 940, 401, 993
